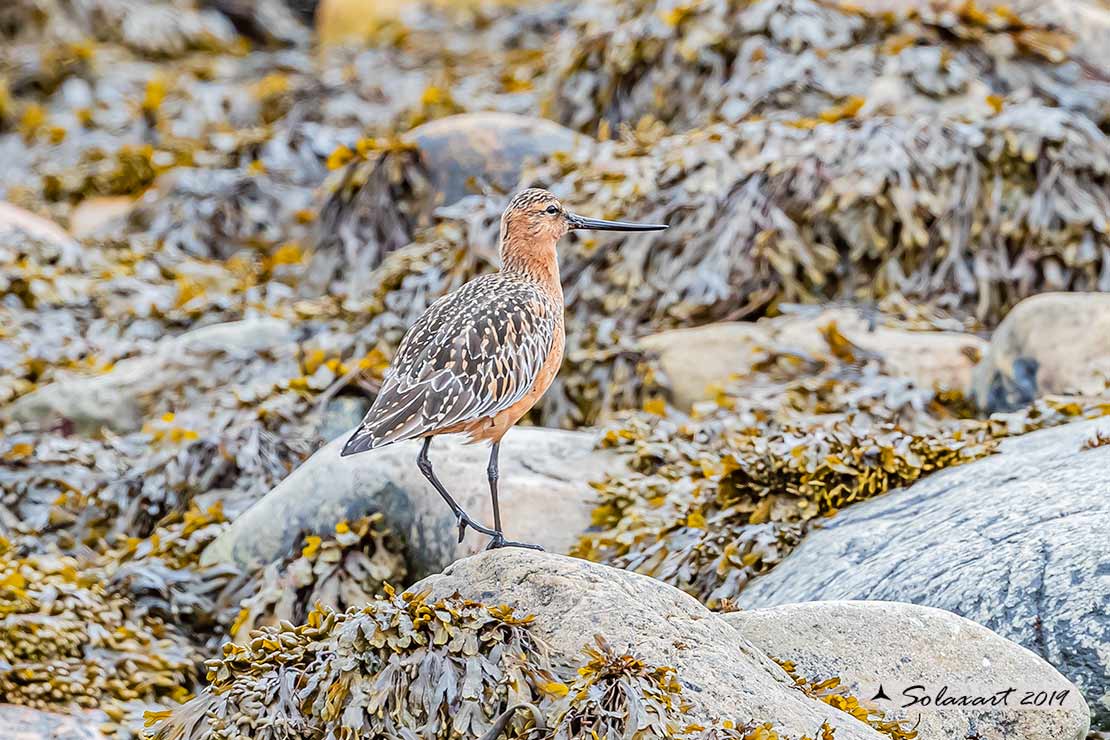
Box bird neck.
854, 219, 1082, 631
500, 235, 563, 296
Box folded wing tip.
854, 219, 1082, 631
340, 428, 375, 457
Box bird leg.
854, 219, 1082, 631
487, 441, 502, 533
418, 437, 499, 543
483, 441, 544, 552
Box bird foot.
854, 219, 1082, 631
453, 513, 542, 551
456, 512, 499, 543
485, 534, 544, 551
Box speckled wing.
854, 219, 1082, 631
341, 276, 557, 454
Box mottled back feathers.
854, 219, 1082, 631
341, 272, 560, 455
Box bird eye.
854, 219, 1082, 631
545, 205, 560, 215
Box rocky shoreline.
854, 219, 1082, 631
2, 0, 1109, 738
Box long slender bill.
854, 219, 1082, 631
567, 212, 668, 232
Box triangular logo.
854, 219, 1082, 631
871, 684, 891, 701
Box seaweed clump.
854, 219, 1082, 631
546, 0, 1099, 132
148, 589, 868, 740
0, 506, 407, 736
0, 535, 199, 714
148, 591, 668, 740
776, 660, 918, 740
150, 589, 545, 739
574, 321, 1110, 607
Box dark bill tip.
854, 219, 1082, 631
567, 212, 669, 232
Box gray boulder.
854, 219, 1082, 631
725, 601, 1089, 740
738, 418, 1110, 730
972, 292, 1110, 412
201, 426, 620, 576
407, 112, 583, 207
411, 549, 887, 739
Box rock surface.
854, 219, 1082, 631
3, 318, 295, 434
314, 0, 512, 44
67, 196, 135, 238
738, 418, 1110, 730
0, 705, 103, 740
642, 308, 986, 409
406, 112, 584, 208
0, 201, 78, 247
639, 323, 766, 410
411, 549, 887, 739
972, 292, 1110, 412
308, 112, 587, 292
725, 601, 1090, 740
772, 309, 986, 391
201, 426, 621, 576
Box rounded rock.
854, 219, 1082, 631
411, 548, 889, 739
739, 418, 1110, 731
724, 601, 1090, 740
972, 292, 1110, 412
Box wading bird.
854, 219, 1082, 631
341, 188, 667, 549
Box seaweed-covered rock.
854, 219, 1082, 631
411, 549, 888, 739
3, 0, 1110, 733
971, 292, 1110, 412
575, 319, 1054, 608
3, 317, 295, 434
642, 307, 986, 409
0, 538, 200, 720
199, 0, 310, 46
524, 106, 1110, 331
0, 0, 238, 59
0, 498, 406, 734
724, 601, 1090, 740
151, 586, 560, 740
769, 308, 986, 392
738, 418, 1110, 730
201, 426, 621, 576
153, 552, 900, 740
639, 322, 768, 411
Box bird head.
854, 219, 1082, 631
501, 188, 668, 242
499, 188, 667, 273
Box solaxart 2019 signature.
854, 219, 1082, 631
898, 685, 1072, 709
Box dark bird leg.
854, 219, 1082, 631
418, 437, 499, 544
488, 441, 503, 534
483, 441, 544, 552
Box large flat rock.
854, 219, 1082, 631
201, 426, 620, 576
